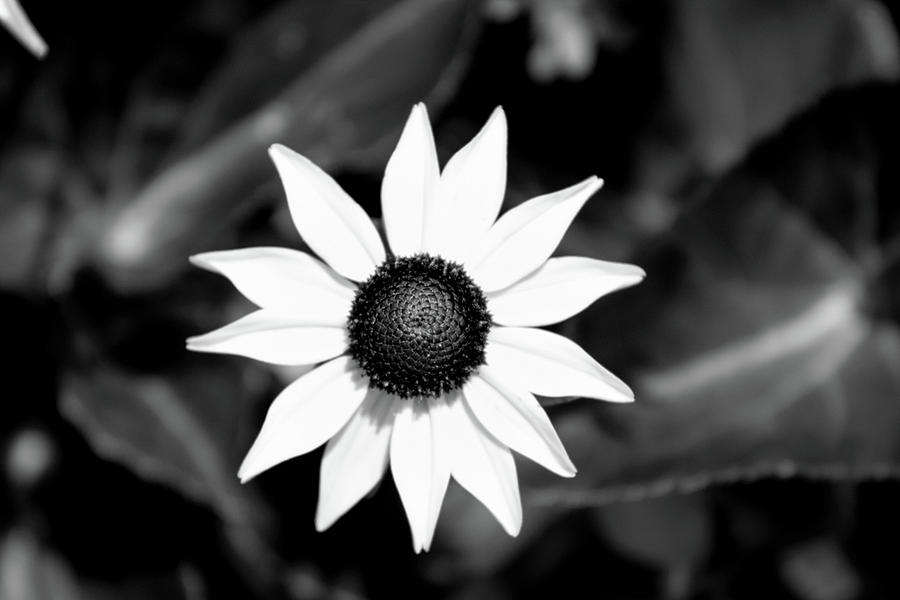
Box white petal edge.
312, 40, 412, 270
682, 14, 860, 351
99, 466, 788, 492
382, 103, 440, 256
269, 144, 386, 281
488, 256, 645, 327
0, 0, 47, 58
190, 247, 355, 323
442, 396, 522, 536
390, 398, 450, 553
486, 327, 633, 402
467, 176, 603, 292
425, 107, 507, 262
187, 309, 348, 366
463, 366, 575, 477
315, 389, 397, 531
238, 355, 367, 482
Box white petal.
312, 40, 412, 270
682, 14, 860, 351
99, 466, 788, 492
315, 390, 396, 531
425, 107, 507, 262
390, 399, 450, 553
463, 367, 575, 477
238, 355, 367, 482
486, 327, 633, 402
442, 397, 522, 536
0, 0, 47, 58
381, 104, 440, 256
190, 247, 354, 322
467, 177, 604, 292
488, 256, 645, 326
187, 310, 348, 366
269, 144, 386, 281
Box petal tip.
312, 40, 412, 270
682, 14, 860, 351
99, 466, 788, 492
487, 106, 508, 132
268, 143, 304, 170
313, 512, 332, 533
592, 375, 635, 402
188, 253, 215, 272
586, 176, 604, 196
505, 518, 523, 537
184, 337, 210, 353
267, 143, 289, 157
237, 455, 264, 483
610, 388, 636, 403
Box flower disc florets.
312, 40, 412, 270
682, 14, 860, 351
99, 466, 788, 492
347, 253, 491, 399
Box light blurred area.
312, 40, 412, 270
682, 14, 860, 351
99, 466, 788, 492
2, 0, 900, 598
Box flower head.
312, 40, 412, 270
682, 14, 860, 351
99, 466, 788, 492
188, 104, 644, 552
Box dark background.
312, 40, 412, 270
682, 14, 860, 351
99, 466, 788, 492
2, 0, 900, 598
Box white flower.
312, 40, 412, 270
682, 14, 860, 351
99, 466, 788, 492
188, 104, 644, 552
0, 0, 47, 58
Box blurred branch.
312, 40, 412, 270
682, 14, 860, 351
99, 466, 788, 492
84, 0, 478, 294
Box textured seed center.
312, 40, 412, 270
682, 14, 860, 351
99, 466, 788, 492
347, 254, 491, 399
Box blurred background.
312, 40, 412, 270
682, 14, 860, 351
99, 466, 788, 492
2, 0, 900, 598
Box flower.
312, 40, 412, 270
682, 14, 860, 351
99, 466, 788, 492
0, 0, 47, 58
188, 104, 645, 552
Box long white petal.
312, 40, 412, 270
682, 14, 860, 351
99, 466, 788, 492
467, 177, 603, 292
464, 367, 575, 477
238, 356, 367, 482
190, 247, 355, 322
0, 0, 47, 58
489, 256, 645, 326
443, 397, 522, 536
425, 108, 507, 262
390, 399, 450, 553
486, 327, 633, 402
269, 144, 386, 281
315, 389, 396, 531
187, 310, 348, 366
381, 104, 440, 256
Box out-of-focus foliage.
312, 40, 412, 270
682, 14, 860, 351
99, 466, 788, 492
90, 0, 478, 293
545, 92, 900, 500
3, 0, 900, 598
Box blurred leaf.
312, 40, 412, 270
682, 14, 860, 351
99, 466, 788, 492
528, 90, 900, 507
89, 0, 478, 293
637, 0, 899, 193
171, 0, 397, 156
593, 494, 711, 570
60, 360, 278, 591
105, 2, 245, 200
593, 495, 711, 599
0, 527, 192, 600
0, 145, 62, 291
0, 528, 81, 600
779, 538, 861, 600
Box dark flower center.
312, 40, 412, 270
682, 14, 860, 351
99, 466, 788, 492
347, 254, 491, 399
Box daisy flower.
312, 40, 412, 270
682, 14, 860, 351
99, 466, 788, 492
188, 104, 644, 552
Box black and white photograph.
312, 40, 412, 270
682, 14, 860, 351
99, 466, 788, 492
2, 1, 900, 598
